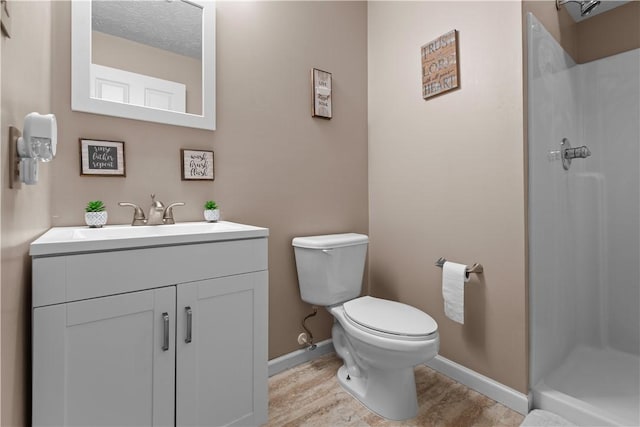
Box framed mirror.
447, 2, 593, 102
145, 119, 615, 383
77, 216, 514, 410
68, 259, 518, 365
71, 0, 215, 130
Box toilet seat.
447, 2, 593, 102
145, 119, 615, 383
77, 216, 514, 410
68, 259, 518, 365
343, 296, 438, 341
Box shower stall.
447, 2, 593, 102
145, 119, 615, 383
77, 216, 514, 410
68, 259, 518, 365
527, 12, 639, 426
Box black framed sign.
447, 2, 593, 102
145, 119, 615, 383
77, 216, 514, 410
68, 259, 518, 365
80, 138, 126, 176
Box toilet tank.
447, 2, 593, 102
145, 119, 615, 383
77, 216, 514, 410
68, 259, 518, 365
292, 233, 369, 306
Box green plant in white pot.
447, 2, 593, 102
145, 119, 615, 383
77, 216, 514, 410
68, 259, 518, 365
203, 200, 220, 222
85, 200, 108, 228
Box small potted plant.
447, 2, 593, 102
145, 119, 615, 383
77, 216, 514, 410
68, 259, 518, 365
203, 200, 220, 222
85, 200, 108, 228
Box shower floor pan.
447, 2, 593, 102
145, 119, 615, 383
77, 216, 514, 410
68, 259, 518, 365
534, 345, 639, 426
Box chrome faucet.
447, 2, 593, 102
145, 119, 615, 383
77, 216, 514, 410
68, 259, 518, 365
163, 202, 185, 225
147, 194, 165, 225
119, 194, 185, 226
117, 202, 147, 226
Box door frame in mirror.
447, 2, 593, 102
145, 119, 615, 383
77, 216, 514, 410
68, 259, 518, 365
71, 0, 215, 130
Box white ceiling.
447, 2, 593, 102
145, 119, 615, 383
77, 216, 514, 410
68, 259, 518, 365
92, 0, 203, 59
562, 0, 630, 23
91, 0, 631, 57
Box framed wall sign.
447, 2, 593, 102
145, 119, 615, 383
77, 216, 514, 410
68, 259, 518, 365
181, 149, 214, 181
311, 68, 332, 119
80, 138, 126, 176
421, 30, 460, 99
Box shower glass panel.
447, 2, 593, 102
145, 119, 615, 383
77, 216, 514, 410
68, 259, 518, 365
527, 13, 639, 426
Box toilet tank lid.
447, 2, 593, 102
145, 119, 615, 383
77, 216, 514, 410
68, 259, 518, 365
292, 233, 368, 249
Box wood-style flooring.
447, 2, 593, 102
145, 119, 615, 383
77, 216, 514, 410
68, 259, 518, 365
268, 353, 525, 427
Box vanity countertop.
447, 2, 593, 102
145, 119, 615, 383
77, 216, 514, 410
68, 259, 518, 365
30, 221, 269, 256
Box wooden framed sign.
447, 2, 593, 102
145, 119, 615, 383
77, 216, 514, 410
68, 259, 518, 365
311, 68, 332, 119
181, 149, 214, 181
80, 138, 126, 176
421, 30, 459, 99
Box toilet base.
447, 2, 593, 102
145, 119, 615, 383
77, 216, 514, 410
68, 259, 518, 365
336, 364, 419, 421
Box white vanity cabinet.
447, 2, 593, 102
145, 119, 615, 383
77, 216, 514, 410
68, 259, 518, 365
175, 273, 267, 426
30, 222, 269, 427
33, 287, 177, 426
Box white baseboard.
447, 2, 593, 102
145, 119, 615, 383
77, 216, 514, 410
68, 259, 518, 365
268, 339, 335, 377
426, 355, 530, 415
268, 340, 529, 415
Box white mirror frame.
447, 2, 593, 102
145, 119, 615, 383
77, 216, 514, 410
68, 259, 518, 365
71, 0, 216, 130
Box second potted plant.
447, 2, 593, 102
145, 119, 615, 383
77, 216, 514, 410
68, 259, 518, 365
204, 200, 220, 222
85, 200, 108, 228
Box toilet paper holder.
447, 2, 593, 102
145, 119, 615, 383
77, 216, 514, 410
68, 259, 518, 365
435, 257, 483, 274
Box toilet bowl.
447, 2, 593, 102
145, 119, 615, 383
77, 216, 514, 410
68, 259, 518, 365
292, 234, 440, 421
330, 297, 439, 420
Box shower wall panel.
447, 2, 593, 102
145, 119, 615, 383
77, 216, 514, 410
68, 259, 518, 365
528, 13, 582, 387
581, 50, 640, 355
529, 10, 640, 387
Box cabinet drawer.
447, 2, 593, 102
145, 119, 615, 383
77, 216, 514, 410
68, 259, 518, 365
33, 238, 268, 307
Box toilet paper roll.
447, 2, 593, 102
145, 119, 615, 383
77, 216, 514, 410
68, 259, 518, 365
442, 261, 469, 324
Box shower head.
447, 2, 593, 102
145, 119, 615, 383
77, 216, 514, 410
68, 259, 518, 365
556, 0, 601, 16
581, 0, 601, 15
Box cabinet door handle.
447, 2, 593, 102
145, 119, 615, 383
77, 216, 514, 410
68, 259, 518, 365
185, 306, 192, 344
162, 312, 170, 351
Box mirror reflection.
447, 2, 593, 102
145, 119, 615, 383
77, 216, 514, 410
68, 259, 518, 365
90, 0, 203, 115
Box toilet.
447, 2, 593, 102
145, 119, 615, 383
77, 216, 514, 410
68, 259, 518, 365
292, 233, 439, 421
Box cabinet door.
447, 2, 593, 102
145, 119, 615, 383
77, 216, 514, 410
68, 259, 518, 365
33, 287, 176, 427
176, 272, 268, 427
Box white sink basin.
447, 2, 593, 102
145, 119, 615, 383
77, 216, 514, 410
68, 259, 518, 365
71, 221, 248, 240
30, 221, 269, 256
